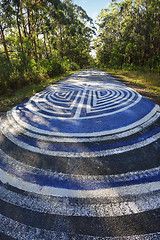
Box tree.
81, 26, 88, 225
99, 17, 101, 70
0, 0, 95, 92
0, 0, 14, 62
95, 0, 160, 72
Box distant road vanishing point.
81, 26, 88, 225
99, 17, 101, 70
0, 70, 160, 239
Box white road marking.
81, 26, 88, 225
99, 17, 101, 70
1, 120, 160, 157
73, 88, 87, 118
1, 184, 160, 217
0, 147, 159, 185
10, 105, 160, 137
4, 110, 160, 142
0, 167, 160, 198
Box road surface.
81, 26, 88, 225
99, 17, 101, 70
0, 70, 160, 239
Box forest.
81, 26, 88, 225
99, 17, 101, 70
96, 0, 160, 71
0, 0, 95, 94
0, 0, 160, 97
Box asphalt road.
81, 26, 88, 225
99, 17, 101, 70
0, 70, 160, 239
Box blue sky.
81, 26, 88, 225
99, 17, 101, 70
73, 0, 113, 21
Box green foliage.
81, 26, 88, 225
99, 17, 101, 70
71, 62, 80, 71
38, 57, 64, 76
0, 54, 13, 81
0, 71, 77, 112
11, 53, 39, 75
0, 0, 94, 95
95, 0, 160, 73
60, 58, 80, 71
0, 53, 13, 94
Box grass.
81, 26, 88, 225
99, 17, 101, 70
0, 71, 76, 112
102, 68, 160, 106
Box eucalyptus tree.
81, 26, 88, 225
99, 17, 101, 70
0, 0, 95, 92
0, 0, 14, 62
96, 0, 160, 71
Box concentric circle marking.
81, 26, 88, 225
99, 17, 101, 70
18, 84, 142, 120
0, 70, 160, 239
7, 78, 158, 137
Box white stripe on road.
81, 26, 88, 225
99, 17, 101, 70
1, 120, 160, 157
0, 147, 159, 185
0, 167, 160, 198
10, 104, 160, 137
0, 184, 160, 217
5, 110, 160, 142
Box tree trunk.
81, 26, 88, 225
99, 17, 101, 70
59, 25, 64, 58
20, 1, 27, 38
0, 24, 10, 62
47, 34, 52, 55
27, 2, 32, 37
17, 8, 24, 54
26, 0, 32, 56
16, 4, 28, 72
34, 37, 38, 62
43, 33, 49, 59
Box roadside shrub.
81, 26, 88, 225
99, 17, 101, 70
0, 52, 79, 95
39, 57, 64, 76
60, 58, 80, 71
0, 53, 13, 94
12, 53, 38, 75
68, 61, 80, 70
